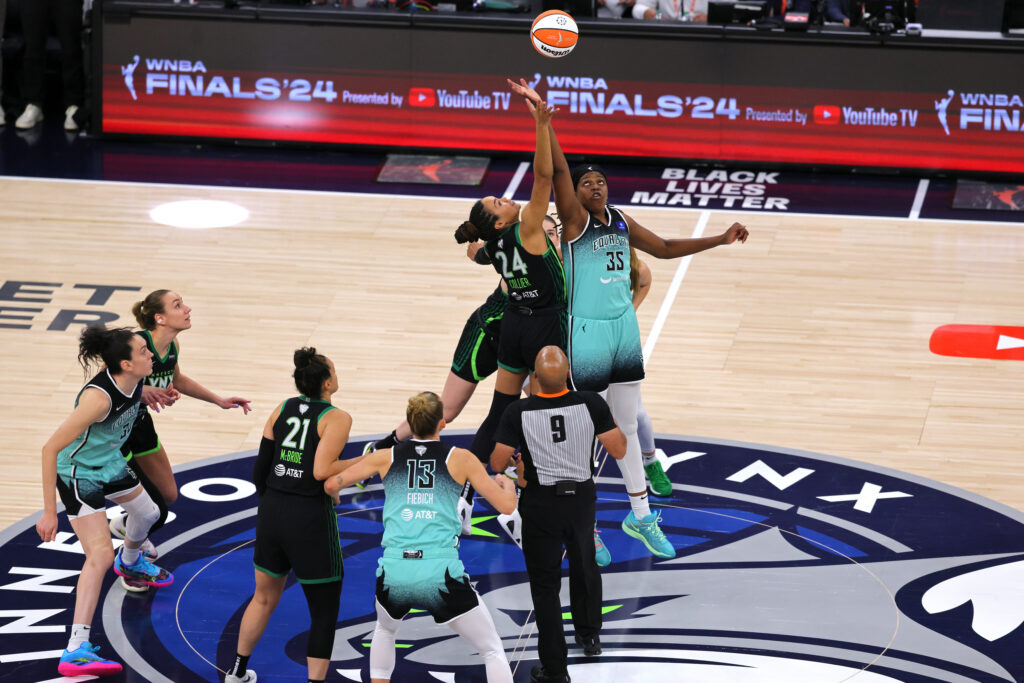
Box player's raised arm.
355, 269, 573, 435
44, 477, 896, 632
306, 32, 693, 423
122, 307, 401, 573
508, 77, 587, 240
519, 99, 557, 255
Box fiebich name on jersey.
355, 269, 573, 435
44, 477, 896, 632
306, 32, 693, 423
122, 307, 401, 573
407, 492, 434, 505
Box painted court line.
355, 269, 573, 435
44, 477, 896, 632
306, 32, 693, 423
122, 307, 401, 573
909, 179, 930, 220
643, 210, 710, 364
502, 162, 530, 199
3, 175, 1019, 228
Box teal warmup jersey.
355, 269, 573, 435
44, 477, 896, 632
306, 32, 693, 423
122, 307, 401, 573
382, 440, 464, 551
138, 330, 178, 389
58, 369, 142, 479
564, 206, 633, 320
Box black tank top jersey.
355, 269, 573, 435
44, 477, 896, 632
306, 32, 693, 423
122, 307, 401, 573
483, 224, 566, 311
473, 285, 509, 332
267, 396, 338, 497
137, 330, 178, 390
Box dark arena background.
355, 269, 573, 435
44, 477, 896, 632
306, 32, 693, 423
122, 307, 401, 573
1, 1, 1023, 681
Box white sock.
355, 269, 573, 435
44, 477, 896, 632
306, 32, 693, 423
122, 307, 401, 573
629, 493, 652, 521
68, 623, 91, 650
642, 451, 657, 466
121, 544, 140, 565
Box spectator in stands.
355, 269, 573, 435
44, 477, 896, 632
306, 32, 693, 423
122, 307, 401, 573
597, 0, 634, 19
790, 0, 851, 25
16, 0, 85, 131
632, 0, 707, 22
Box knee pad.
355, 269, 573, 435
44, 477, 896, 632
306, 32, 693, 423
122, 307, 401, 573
120, 493, 160, 543
302, 581, 341, 659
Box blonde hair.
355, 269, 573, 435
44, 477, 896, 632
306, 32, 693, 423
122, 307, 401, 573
406, 391, 444, 438
132, 289, 171, 330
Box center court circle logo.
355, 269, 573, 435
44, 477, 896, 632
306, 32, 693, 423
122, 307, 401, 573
1, 433, 1023, 682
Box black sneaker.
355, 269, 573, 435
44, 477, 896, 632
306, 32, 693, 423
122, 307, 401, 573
574, 633, 601, 656
530, 665, 571, 683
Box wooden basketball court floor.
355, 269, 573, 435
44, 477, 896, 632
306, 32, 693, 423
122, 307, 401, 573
1, 175, 1021, 526
1, 174, 1023, 682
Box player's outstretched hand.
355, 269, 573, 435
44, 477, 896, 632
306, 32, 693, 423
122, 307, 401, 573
533, 100, 557, 125
507, 78, 541, 105
720, 222, 749, 245
219, 396, 252, 414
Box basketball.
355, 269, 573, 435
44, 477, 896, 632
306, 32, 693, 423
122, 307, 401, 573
530, 10, 579, 59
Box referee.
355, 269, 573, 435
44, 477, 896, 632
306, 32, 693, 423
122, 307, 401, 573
491, 346, 625, 683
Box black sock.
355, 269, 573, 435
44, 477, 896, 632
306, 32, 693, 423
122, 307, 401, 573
308, 679, 325, 683
229, 653, 250, 676
469, 390, 519, 462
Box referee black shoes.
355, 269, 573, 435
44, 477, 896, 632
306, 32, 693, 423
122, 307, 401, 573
574, 633, 602, 656
530, 664, 571, 682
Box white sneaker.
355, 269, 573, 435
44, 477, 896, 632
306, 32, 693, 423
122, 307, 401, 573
64, 105, 79, 132
225, 669, 257, 683
109, 513, 158, 559
497, 509, 522, 549
457, 496, 473, 536
109, 513, 127, 539
15, 103, 43, 129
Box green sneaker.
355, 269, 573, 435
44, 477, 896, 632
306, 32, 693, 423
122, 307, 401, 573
644, 459, 672, 497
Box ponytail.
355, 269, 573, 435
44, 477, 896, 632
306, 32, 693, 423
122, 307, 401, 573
78, 326, 137, 375
454, 220, 480, 244
455, 199, 501, 243
132, 289, 171, 330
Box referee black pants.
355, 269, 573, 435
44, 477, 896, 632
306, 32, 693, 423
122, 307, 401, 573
520, 480, 601, 676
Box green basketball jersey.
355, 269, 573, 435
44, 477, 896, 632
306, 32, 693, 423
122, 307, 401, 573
483, 224, 566, 311
138, 330, 178, 389
564, 206, 633, 320
58, 369, 142, 478
381, 440, 464, 551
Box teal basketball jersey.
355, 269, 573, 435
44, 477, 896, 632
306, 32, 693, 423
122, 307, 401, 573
58, 369, 142, 477
382, 440, 464, 551
564, 206, 633, 320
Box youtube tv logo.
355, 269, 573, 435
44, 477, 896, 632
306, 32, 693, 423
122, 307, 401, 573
408, 87, 436, 108
814, 105, 840, 124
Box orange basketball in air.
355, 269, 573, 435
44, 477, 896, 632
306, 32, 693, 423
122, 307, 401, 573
530, 10, 579, 59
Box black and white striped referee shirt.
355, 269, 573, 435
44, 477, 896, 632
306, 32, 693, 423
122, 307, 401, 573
494, 389, 616, 486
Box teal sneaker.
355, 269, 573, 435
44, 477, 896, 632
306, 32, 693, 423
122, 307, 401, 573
113, 548, 174, 587
57, 642, 123, 676
644, 460, 673, 497
622, 511, 675, 558
593, 530, 611, 567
